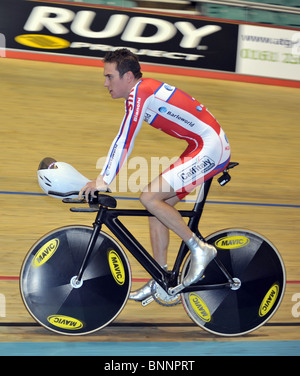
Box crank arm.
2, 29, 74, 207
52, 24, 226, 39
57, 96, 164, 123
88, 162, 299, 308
168, 283, 185, 296
141, 295, 155, 306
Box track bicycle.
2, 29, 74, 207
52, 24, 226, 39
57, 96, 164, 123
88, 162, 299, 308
20, 161, 286, 336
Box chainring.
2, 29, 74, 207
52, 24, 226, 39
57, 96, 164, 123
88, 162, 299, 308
151, 281, 181, 307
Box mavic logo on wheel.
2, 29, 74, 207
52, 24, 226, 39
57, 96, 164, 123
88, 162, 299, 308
32, 238, 59, 267
259, 284, 279, 317
215, 236, 250, 249
189, 293, 211, 322
47, 315, 84, 330
108, 250, 125, 285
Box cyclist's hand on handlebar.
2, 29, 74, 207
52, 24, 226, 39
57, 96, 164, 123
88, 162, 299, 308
79, 176, 109, 201
79, 180, 98, 201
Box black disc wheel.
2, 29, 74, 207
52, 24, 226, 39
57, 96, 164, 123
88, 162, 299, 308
20, 226, 131, 335
181, 229, 285, 336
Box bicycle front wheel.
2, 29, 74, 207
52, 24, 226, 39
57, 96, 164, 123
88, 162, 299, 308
20, 225, 131, 335
181, 229, 285, 336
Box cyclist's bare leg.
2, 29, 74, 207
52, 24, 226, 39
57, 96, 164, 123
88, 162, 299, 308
149, 194, 181, 268
130, 177, 216, 301
129, 192, 181, 302
140, 176, 193, 242
149, 217, 169, 267
140, 176, 216, 287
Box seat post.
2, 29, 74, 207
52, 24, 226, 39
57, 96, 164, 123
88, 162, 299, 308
194, 178, 213, 212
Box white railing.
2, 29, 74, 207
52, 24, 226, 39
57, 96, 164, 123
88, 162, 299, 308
136, 0, 300, 14
194, 0, 300, 14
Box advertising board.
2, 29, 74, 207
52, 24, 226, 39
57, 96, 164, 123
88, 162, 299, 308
0, 0, 239, 72
236, 24, 300, 81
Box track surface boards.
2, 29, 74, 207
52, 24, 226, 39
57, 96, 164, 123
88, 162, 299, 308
0, 58, 299, 348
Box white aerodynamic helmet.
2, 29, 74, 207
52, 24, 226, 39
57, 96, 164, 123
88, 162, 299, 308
37, 157, 90, 198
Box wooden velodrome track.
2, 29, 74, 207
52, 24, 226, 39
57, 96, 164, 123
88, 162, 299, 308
0, 56, 299, 346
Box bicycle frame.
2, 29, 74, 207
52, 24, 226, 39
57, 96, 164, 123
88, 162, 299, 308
65, 174, 235, 295
97, 179, 212, 293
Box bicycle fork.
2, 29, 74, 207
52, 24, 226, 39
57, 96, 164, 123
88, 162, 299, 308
70, 207, 105, 288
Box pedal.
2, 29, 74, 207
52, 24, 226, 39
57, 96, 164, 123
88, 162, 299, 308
141, 295, 155, 306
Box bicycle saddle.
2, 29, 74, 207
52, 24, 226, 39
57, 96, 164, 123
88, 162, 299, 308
217, 161, 239, 186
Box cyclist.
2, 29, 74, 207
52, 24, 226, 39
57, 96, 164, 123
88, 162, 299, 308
79, 48, 231, 302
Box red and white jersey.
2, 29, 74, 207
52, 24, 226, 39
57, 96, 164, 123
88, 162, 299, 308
101, 78, 229, 190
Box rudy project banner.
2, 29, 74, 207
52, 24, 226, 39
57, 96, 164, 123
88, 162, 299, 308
0, 0, 238, 71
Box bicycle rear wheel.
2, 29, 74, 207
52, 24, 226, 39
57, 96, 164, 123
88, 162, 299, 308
20, 225, 131, 335
181, 229, 285, 336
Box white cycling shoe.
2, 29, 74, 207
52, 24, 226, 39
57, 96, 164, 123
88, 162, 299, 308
182, 234, 217, 287
129, 265, 168, 302
129, 280, 155, 302
129, 235, 216, 302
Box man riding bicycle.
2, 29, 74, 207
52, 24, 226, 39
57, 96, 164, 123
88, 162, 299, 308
80, 48, 231, 302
